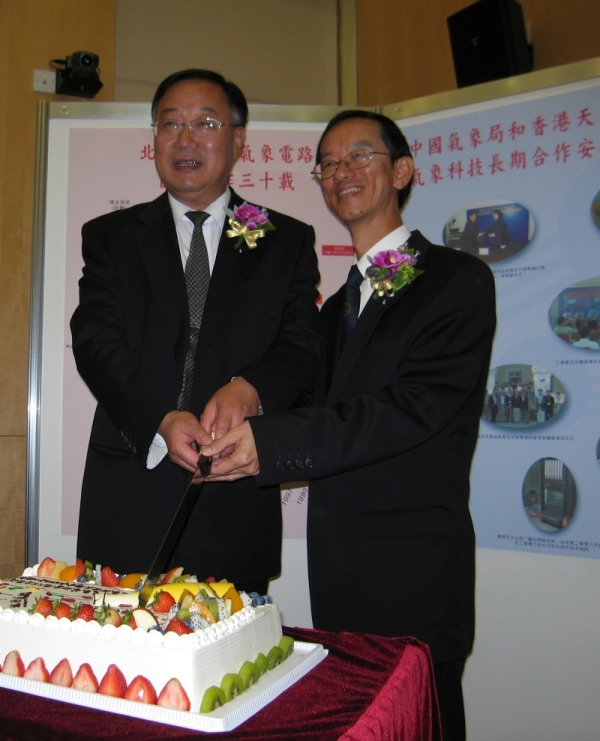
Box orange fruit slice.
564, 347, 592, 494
119, 573, 146, 590
58, 564, 78, 582
222, 586, 244, 615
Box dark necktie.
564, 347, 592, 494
177, 211, 210, 411
341, 264, 363, 351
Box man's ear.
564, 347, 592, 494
393, 156, 414, 191
232, 126, 246, 163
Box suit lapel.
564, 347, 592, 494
136, 193, 189, 362
326, 231, 430, 403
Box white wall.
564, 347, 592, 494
464, 549, 600, 741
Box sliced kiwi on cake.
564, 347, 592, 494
238, 660, 260, 690
266, 645, 284, 670
279, 635, 294, 660
254, 652, 268, 677
220, 672, 245, 702
200, 685, 226, 713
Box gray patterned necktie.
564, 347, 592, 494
177, 211, 210, 411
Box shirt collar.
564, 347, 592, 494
355, 224, 412, 276
168, 187, 230, 230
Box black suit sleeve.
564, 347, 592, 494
249, 250, 496, 485
70, 215, 177, 463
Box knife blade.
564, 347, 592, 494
138, 453, 211, 608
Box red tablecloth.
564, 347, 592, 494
0, 627, 441, 741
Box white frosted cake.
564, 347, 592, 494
0, 569, 283, 713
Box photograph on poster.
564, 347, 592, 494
548, 277, 600, 350
442, 198, 534, 262
483, 364, 565, 427
522, 458, 577, 533
592, 188, 600, 232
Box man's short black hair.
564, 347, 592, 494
151, 69, 248, 127
316, 109, 413, 209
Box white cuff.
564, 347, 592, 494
147, 433, 168, 469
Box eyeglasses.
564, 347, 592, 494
151, 117, 237, 139
311, 149, 391, 180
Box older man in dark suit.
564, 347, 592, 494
202, 110, 496, 740
70, 69, 321, 594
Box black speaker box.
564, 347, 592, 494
447, 0, 532, 88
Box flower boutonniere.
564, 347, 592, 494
225, 202, 275, 251
365, 244, 424, 299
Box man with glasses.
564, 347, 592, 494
71, 69, 321, 595
202, 110, 496, 740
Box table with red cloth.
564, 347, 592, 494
0, 626, 441, 741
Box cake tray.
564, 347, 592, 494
0, 640, 327, 732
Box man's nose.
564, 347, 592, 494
175, 123, 197, 146
333, 159, 353, 180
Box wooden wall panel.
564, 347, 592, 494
357, 0, 600, 106
0, 0, 116, 574
0, 438, 26, 575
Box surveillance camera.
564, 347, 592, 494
53, 51, 103, 99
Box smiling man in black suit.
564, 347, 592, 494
202, 110, 496, 740
71, 69, 321, 595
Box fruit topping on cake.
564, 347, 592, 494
50, 658, 73, 687
72, 663, 99, 693
24, 657, 50, 682
72, 604, 95, 622
152, 590, 176, 613
124, 675, 158, 704
1, 650, 25, 677
157, 678, 191, 711
100, 566, 120, 587
98, 664, 127, 698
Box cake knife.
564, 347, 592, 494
138, 453, 211, 608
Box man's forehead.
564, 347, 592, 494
319, 119, 384, 157
158, 102, 220, 117
156, 80, 226, 116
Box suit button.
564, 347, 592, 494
285, 460, 294, 469
295, 460, 304, 469
305, 458, 313, 467
276, 461, 285, 470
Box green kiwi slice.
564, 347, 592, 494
220, 672, 244, 701
238, 660, 260, 690
200, 685, 226, 713
266, 645, 284, 670
254, 652, 268, 677
279, 635, 294, 660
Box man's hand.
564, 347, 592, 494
200, 377, 260, 441
158, 410, 207, 472
200, 421, 260, 481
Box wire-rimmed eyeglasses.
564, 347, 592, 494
311, 149, 391, 180
151, 117, 237, 139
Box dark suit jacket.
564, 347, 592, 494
71, 190, 321, 583
249, 232, 496, 663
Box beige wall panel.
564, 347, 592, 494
0, 0, 116, 567
520, 0, 600, 71
0, 437, 26, 575
357, 0, 600, 106
115, 0, 338, 105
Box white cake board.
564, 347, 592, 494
0, 641, 327, 732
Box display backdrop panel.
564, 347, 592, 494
32, 68, 600, 564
